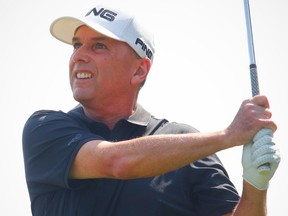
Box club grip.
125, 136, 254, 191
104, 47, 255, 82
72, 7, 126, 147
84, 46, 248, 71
250, 64, 260, 96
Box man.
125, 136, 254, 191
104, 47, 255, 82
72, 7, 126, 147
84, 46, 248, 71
22, 4, 280, 216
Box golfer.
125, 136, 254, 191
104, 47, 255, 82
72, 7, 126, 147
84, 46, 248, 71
22, 3, 280, 216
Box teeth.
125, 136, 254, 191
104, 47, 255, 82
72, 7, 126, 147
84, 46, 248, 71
76, 73, 92, 79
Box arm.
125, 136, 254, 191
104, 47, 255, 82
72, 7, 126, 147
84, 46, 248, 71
69, 95, 276, 179
224, 116, 280, 216
223, 181, 267, 216
70, 131, 228, 179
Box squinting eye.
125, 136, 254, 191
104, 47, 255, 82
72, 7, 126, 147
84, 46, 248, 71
73, 43, 82, 50
92, 43, 107, 51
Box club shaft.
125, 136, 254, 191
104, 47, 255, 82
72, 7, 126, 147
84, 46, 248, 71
244, 0, 256, 65
244, 0, 260, 96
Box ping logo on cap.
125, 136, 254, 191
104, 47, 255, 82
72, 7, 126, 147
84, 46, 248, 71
82, 7, 154, 61
135, 38, 153, 60
85, 8, 117, 22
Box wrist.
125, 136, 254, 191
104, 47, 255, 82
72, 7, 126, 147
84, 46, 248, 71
243, 179, 268, 192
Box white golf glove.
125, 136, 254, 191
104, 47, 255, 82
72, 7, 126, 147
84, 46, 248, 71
242, 128, 280, 190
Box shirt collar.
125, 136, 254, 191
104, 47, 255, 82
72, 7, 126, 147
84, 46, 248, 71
69, 103, 151, 127
126, 104, 151, 126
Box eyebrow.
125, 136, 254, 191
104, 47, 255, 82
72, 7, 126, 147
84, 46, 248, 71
72, 36, 108, 43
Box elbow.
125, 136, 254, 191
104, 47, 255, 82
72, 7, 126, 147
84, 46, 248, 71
108, 155, 140, 179
93, 141, 144, 179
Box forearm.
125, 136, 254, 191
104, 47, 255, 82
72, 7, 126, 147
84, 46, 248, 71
111, 131, 229, 178
232, 180, 267, 216
70, 131, 229, 179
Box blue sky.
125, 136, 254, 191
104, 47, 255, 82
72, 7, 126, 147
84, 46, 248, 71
1, 0, 287, 215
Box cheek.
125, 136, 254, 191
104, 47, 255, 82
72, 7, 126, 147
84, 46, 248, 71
69, 65, 73, 83
69, 55, 75, 71
68, 59, 76, 87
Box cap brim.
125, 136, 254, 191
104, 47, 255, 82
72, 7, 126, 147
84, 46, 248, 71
50, 16, 122, 45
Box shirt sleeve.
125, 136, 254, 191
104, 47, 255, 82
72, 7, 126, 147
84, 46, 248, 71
189, 154, 240, 215
154, 121, 239, 215
22, 110, 103, 193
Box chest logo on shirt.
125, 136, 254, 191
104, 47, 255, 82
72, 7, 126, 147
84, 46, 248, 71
150, 176, 172, 193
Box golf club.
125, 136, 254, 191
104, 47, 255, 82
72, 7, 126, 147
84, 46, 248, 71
243, 0, 271, 174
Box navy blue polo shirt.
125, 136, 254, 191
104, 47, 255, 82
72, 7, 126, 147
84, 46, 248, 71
22, 104, 240, 216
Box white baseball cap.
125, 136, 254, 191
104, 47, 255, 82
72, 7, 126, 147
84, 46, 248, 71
50, 5, 155, 62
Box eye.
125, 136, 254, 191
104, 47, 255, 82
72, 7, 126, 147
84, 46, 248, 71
73, 42, 82, 50
91, 43, 107, 51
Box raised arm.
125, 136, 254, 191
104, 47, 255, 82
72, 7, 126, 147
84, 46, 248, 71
69, 95, 277, 179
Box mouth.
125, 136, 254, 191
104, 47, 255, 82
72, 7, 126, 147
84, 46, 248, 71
76, 72, 93, 79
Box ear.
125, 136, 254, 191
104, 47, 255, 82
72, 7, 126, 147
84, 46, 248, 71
131, 58, 151, 86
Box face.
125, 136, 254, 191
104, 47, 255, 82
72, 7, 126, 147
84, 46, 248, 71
69, 25, 146, 105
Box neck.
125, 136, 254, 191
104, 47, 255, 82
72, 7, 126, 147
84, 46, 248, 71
81, 99, 137, 130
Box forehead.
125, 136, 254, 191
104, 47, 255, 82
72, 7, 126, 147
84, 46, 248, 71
73, 25, 109, 40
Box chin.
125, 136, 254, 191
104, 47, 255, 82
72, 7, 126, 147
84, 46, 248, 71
72, 90, 91, 103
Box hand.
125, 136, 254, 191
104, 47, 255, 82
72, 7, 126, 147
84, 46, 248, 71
225, 95, 277, 148
242, 128, 280, 190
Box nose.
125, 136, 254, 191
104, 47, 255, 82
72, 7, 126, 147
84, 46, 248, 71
70, 45, 90, 64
